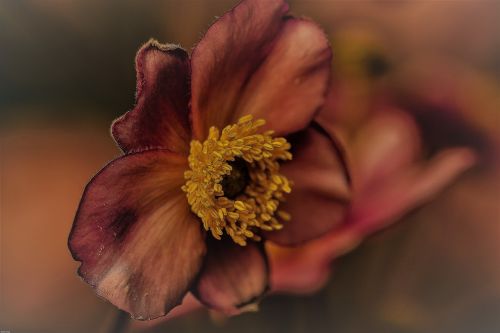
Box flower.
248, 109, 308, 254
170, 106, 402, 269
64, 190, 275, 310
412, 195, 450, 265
132, 29, 480, 332
131, 31, 482, 331
68, 0, 350, 321
128, 24, 485, 333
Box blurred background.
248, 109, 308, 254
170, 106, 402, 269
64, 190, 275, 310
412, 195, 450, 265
1, 1, 499, 332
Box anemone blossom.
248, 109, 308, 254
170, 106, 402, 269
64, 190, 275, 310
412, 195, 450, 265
69, 0, 350, 320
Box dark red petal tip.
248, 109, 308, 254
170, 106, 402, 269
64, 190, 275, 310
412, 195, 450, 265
69, 150, 206, 320
111, 40, 192, 155
192, 238, 269, 315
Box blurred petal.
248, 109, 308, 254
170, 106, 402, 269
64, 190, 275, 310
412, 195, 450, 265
349, 147, 478, 234
190, 0, 331, 139
394, 57, 500, 158
350, 109, 421, 191
267, 242, 332, 294
112, 40, 191, 154
190, 0, 288, 138
193, 239, 269, 315
69, 150, 206, 320
265, 124, 351, 246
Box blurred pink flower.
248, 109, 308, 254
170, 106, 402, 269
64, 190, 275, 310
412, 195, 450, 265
69, 0, 351, 321
269, 105, 476, 294
392, 57, 500, 163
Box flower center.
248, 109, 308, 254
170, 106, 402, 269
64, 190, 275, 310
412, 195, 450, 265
220, 158, 250, 199
182, 115, 293, 246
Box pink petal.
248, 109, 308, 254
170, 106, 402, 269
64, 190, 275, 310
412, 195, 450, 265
193, 239, 269, 315
190, 0, 331, 139
349, 147, 477, 235
69, 150, 206, 320
265, 124, 351, 246
267, 243, 332, 294
350, 109, 422, 191
111, 40, 191, 154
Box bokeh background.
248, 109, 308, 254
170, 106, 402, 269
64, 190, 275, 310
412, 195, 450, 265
1, 1, 499, 332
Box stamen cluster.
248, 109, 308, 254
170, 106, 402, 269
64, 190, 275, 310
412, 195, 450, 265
182, 115, 292, 245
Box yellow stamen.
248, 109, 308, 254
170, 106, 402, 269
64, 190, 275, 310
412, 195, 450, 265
182, 115, 293, 246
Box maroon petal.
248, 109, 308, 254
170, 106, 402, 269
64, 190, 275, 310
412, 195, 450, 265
190, 0, 288, 139
193, 239, 269, 315
232, 19, 332, 136
265, 124, 351, 246
190, 0, 331, 139
111, 40, 191, 154
69, 150, 206, 320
